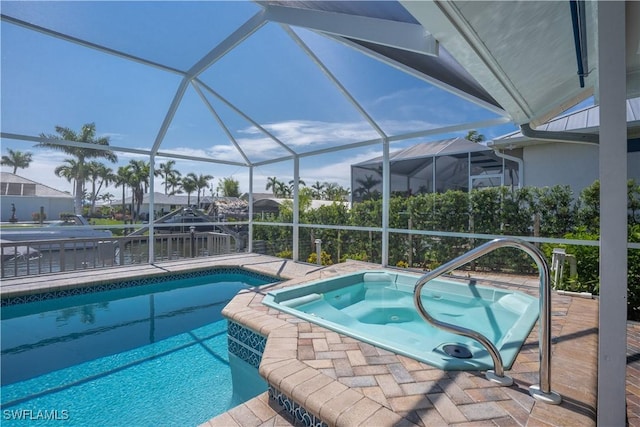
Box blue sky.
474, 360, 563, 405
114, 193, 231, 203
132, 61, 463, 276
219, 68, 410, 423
0, 1, 523, 199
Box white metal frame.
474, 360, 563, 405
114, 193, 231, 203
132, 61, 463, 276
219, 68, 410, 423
0, 5, 633, 422
263, 4, 438, 56
597, 3, 628, 425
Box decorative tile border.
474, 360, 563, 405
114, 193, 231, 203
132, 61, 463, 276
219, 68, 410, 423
227, 321, 266, 369
269, 386, 328, 427
227, 321, 328, 426
1, 267, 278, 307
228, 321, 267, 354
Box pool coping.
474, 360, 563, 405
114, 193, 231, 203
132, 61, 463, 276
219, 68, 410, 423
0, 253, 292, 300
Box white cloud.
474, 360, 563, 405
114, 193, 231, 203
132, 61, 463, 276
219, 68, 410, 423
300, 148, 381, 189
198, 119, 383, 163
376, 119, 440, 135
370, 87, 437, 108
239, 120, 379, 148
161, 118, 448, 164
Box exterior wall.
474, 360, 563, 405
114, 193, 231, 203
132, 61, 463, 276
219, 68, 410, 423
1, 196, 74, 222
523, 143, 640, 196
139, 203, 187, 216
523, 143, 600, 195
628, 151, 640, 183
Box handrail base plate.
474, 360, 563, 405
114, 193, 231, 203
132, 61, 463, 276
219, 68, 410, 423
529, 384, 562, 405
486, 370, 513, 386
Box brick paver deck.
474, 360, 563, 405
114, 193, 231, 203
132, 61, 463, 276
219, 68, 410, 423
206, 260, 603, 427
628, 321, 640, 426
1, 254, 637, 426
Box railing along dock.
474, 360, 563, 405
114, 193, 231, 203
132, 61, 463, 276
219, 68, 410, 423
0, 232, 232, 278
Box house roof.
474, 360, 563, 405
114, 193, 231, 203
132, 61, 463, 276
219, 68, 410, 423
254, 197, 349, 210
490, 97, 640, 148
353, 137, 492, 179
354, 137, 489, 170
241, 193, 278, 202
0, 172, 72, 198
112, 192, 191, 206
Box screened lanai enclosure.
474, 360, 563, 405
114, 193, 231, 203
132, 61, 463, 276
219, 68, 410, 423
351, 136, 520, 200
1, 2, 638, 424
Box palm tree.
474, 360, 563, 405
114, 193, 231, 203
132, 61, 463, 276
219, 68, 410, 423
187, 172, 213, 206
325, 182, 350, 201
127, 160, 150, 221
465, 130, 485, 143
166, 174, 183, 195
289, 179, 306, 191
217, 177, 240, 197
155, 160, 181, 195
86, 162, 115, 214
115, 166, 132, 221
355, 175, 382, 200
181, 176, 197, 206
265, 176, 280, 196
99, 192, 115, 216
38, 123, 117, 214
1, 149, 33, 174
285, 179, 306, 199
311, 181, 325, 199
100, 192, 115, 204
276, 181, 290, 198
54, 159, 81, 192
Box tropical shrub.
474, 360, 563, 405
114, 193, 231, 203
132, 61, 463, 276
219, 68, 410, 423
576, 180, 600, 233
276, 249, 292, 259
541, 230, 599, 294
307, 250, 333, 266
533, 185, 576, 236
339, 251, 368, 263
252, 178, 639, 319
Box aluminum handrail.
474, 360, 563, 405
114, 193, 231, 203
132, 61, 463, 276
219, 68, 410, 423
413, 237, 562, 404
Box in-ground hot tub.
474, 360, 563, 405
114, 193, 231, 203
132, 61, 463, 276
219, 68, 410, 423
263, 270, 539, 370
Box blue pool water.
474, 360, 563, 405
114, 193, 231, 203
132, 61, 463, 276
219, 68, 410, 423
263, 271, 539, 371
1, 271, 273, 426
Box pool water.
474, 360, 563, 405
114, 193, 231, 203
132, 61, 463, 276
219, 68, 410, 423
264, 271, 539, 371
1, 272, 271, 426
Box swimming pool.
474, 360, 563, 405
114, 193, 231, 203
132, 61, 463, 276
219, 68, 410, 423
263, 271, 539, 371
1, 269, 275, 426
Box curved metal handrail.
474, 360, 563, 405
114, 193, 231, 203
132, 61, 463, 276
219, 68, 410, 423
413, 237, 561, 403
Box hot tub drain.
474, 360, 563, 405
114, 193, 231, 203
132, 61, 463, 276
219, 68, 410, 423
443, 344, 473, 359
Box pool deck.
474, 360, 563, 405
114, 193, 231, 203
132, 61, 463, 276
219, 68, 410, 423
1, 253, 638, 426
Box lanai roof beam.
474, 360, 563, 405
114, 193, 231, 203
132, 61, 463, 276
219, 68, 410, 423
263, 4, 438, 56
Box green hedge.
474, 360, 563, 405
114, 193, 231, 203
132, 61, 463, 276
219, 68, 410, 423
253, 179, 640, 320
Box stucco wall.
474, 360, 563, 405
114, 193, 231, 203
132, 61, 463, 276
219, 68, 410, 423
523, 143, 599, 196
523, 144, 640, 196
1, 196, 74, 222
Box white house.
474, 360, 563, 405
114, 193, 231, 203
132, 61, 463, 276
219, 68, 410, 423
488, 97, 640, 195
111, 192, 192, 219
0, 172, 74, 222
